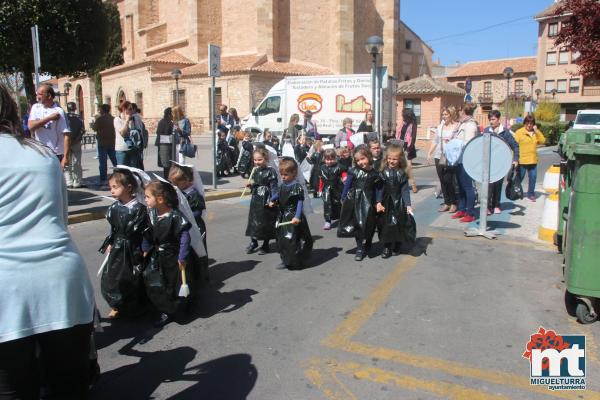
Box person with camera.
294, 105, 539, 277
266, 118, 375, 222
113, 101, 143, 169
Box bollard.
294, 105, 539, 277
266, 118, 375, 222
538, 191, 559, 243
542, 165, 560, 193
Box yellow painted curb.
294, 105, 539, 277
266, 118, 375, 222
538, 226, 556, 243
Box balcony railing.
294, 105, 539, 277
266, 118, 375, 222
478, 94, 493, 103
582, 87, 600, 96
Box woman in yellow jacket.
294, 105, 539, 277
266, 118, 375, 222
514, 115, 546, 201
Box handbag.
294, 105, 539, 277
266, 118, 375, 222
505, 166, 524, 200
179, 137, 197, 158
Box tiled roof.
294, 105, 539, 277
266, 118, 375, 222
447, 57, 536, 78
148, 50, 195, 65
101, 50, 194, 75
152, 54, 333, 78
535, 1, 565, 19
396, 75, 465, 96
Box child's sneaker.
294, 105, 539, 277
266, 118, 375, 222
323, 222, 331, 230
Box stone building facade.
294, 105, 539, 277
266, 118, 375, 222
92, 0, 432, 133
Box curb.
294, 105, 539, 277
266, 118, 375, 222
67, 188, 245, 225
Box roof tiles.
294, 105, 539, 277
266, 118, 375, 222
447, 57, 536, 78
396, 75, 465, 96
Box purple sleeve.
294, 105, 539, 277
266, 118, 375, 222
294, 200, 304, 219
270, 178, 279, 201
375, 186, 384, 203
341, 173, 353, 200
141, 238, 151, 253
178, 230, 191, 261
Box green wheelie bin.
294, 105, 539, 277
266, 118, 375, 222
557, 129, 597, 253
564, 133, 600, 324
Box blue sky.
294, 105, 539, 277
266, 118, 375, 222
401, 0, 553, 65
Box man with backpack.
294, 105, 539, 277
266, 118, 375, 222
65, 102, 86, 188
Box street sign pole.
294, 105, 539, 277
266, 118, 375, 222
208, 44, 221, 190
31, 25, 41, 87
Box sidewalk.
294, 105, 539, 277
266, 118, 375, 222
68, 135, 246, 224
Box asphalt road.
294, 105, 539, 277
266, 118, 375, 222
70, 149, 600, 399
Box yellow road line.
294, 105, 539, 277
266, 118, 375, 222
321, 255, 419, 347
318, 234, 600, 399
306, 358, 510, 400
568, 318, 600, 368
338, 340, 600, 400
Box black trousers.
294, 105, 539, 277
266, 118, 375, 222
0, 323, 92, 400
488, 180, 503, 211
435, 159, 457, 206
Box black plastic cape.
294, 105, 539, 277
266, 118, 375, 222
276, 182, 313, 268
237, 142, 253, 176
378, 168, 410, 244
245, 166, 278, 240
216, 138, 231, 173
184, 188, 209, 288
320, 163, 343, 221
307, 151, 322, 193
143, 208, 197, 315
337, 167, 381, 240
99, 200, 147, 314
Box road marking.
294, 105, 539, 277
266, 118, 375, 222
568, 318, 600, 368
306, 358, 510, 400
318, 233, 600, 399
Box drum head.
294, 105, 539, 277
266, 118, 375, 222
462, 134, 513, 183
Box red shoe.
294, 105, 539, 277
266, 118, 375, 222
459, 215, 476, 223
451, 211, 466, 219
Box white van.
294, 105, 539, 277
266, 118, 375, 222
241, 74, 397, 139
572, 109, 600, 130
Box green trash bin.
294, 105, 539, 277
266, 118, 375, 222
564, 134, 600, 324
558, 129, 599, 253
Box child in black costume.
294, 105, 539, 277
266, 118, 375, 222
245, 147, 279, 255
376, 142, 413, 258
307, 140, 323, 196
216, 127, 231, 177
142, 181, 196, 327
168, 163, 209, 287
238, 130, 254, 178
100, 169, 147, 318
294, 134, 310, 163
276, 158, 313, 269
338, 145, 382, 261
337, 146, 352, 172
319, 148, 343, 231
368, 138, 383, 171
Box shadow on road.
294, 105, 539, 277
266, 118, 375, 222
92, 335, 257, 399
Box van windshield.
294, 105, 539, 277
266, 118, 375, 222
576, 113, 600, 126
257, 96, 281, 116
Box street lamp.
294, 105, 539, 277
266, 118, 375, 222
365, 35, 384, 135
535, 88, 542, 100
528, 74, 537, 114
551, 88, 557, 100
170, 68, 182, 162
503, 67, 514, 126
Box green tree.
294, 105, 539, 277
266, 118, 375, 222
0, 0, 121, 102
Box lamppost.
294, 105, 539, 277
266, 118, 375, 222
365, 35, 384, 136
503, 67, 514, 126
528, 74, 537, 114
535, 88, 541, 101
170, 68, 182, 163
551, 88, 557, 100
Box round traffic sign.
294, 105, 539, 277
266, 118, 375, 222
462, 134, 513, 183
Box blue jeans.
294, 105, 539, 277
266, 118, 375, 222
115, 149, 143, 170
457, 164, 475, 216
519, 164, 537, 198
98, 145, 117, 183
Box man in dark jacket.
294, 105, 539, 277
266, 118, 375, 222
65, 102, 86, 188
92, 104, 117, 188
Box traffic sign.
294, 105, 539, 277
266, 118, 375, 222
208, 44, 221, 77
